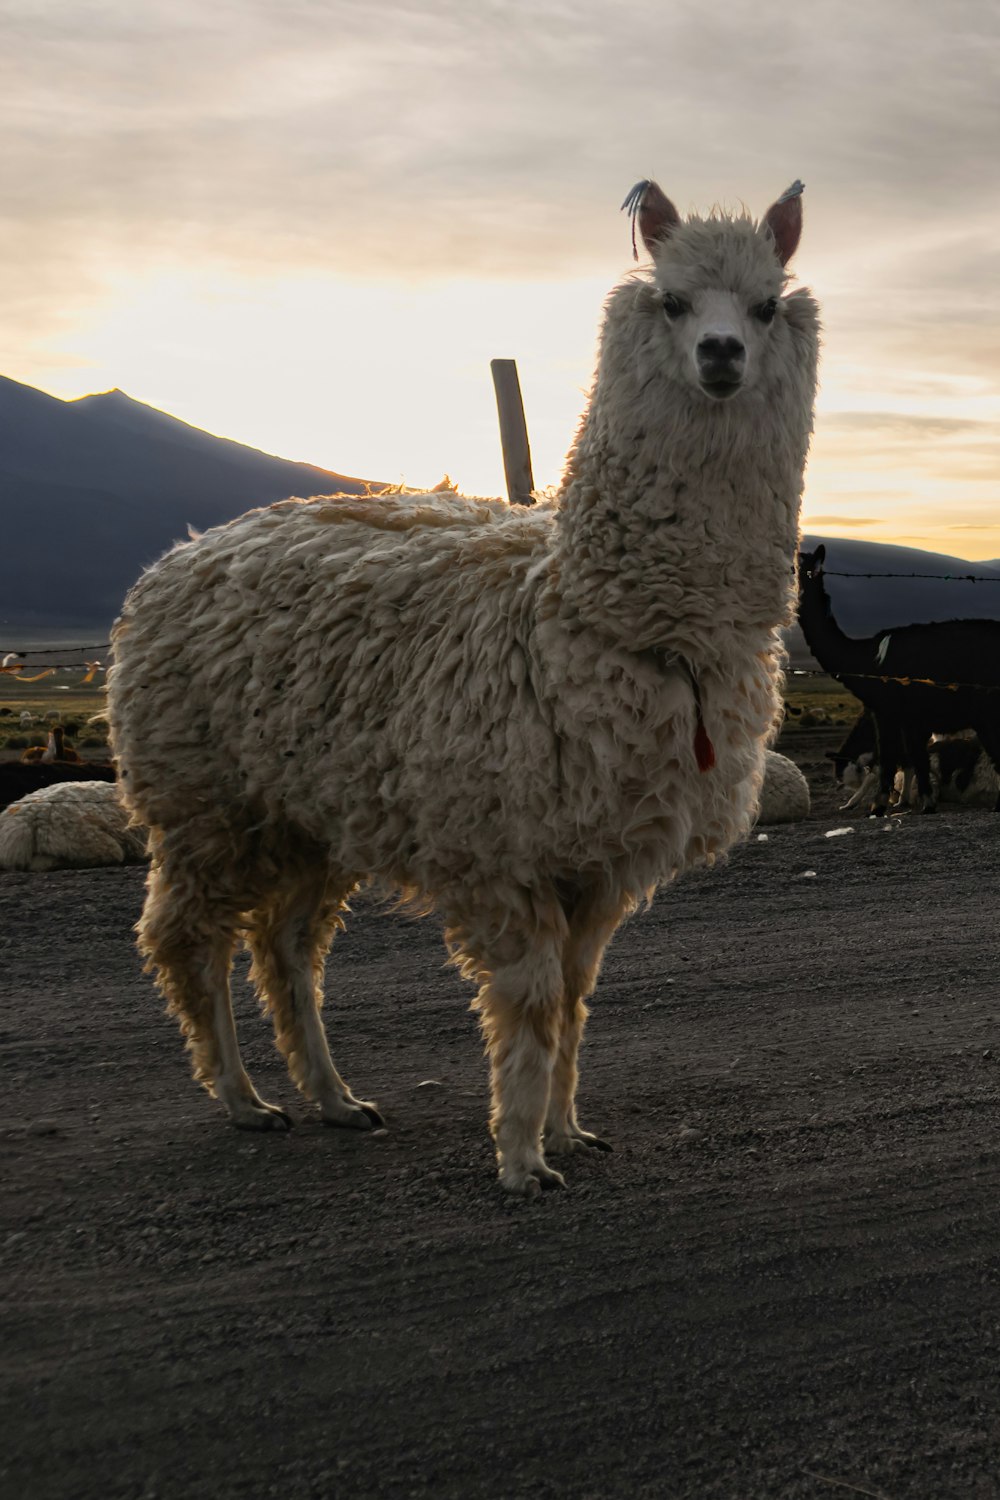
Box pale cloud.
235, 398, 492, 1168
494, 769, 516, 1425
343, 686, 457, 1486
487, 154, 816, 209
803, 515, 881, 527
5, 0, 1000, 278
822, 413, 993, 438
2, 0, 999, 514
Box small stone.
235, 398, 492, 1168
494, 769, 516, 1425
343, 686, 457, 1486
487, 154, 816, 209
371, 1128, 390, 1138
28, 1119, 60, 1137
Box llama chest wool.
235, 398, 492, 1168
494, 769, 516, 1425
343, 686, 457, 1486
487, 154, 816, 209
109, 177, 819, 1197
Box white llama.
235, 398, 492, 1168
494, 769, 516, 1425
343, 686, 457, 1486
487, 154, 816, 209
108, 179, 819, 1197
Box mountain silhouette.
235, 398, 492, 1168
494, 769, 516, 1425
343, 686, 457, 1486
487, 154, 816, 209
0, 377, 381, 631
3, 375, 998, 649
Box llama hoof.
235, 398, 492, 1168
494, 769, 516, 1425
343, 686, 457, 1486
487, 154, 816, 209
544, 1127, 613, 1155
918, 802, 938, 815
584, 1132, 613, 1152
500, 1159, 567, 1197
229, 1101, 293, 1131
321, 1099, 384, 1130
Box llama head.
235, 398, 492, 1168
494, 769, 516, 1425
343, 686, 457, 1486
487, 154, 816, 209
621, 180, 806, 403
798, 543, 826, 581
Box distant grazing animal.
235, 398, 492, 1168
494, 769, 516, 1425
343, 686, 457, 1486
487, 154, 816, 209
798, 545, 1000, 814
0, 781, 147, 872
931, 734, 1000, 807
20, 726, 83, 765
108, 178, 819, 1197
889, 733, 1000, 811
833, 726, 999, 814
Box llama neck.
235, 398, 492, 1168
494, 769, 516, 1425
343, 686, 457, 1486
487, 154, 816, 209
551, 320, 813, 665
797, 578, 871, 676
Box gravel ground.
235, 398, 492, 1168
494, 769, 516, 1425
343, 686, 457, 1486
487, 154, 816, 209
3, 737, 1000, 1500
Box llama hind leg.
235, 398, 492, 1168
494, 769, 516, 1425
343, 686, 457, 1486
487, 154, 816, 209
139, 863, 290, 1130
544, 889, 625, 1156
543, 996, 611, 1155
247, 875, 382, 1130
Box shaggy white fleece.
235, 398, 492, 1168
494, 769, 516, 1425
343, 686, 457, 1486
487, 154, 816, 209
757, 750, 811, 824
109, 183, 820, 1196
0, 781, 147, 871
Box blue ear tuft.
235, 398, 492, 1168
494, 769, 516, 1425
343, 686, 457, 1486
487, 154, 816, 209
620, 181, 652, 217
778, 180, 805, 203
620, 181, 653, 261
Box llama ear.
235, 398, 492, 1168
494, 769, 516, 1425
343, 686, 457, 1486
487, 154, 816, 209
814, 543, 826, 570
621, 180, 681, 261
763, 180, 804, 266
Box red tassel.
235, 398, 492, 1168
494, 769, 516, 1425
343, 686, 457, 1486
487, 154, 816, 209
694, 716, 716, 772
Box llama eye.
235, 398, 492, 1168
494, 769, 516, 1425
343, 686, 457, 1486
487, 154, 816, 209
754, 297, 778, 324
661, 292, 688, 320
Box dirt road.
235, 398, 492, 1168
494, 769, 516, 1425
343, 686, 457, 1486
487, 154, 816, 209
3, 786, 1000, 1499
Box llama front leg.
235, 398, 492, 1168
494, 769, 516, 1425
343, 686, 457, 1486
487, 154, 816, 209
247, 876, 382, 1130
461, 913, 567, 1197
139, 863, 290, 1130
544, 889, 624, 1155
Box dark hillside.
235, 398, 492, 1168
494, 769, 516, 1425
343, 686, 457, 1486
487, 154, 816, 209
0, 377, 380, 630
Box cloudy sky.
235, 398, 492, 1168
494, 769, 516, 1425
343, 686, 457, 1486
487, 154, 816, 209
4, 0, 999, 554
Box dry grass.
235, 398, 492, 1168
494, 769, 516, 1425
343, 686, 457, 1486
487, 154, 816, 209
782, 672, 862, 733
0, 673, 109, 757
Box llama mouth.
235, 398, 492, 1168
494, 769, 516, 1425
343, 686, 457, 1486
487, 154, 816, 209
700, 378, 743, 400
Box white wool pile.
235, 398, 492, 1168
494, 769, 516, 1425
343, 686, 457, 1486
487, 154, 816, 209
0, 780, 147, 872
756, 750, 811, 824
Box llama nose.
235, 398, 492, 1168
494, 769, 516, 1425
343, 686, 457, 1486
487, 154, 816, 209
697, 334, 746, 396
697, 335, 745, 369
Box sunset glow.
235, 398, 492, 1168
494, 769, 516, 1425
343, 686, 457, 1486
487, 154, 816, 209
4, 0, 998, 557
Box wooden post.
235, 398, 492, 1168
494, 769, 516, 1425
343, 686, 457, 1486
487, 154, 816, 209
490, 359, 535, 506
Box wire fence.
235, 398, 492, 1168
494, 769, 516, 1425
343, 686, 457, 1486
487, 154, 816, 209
2, 647, 108, 682
819, 570, 1000, 583
3, 568, 1000, 681
790, 667, 1000, 694
793, 565, 1000, 695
